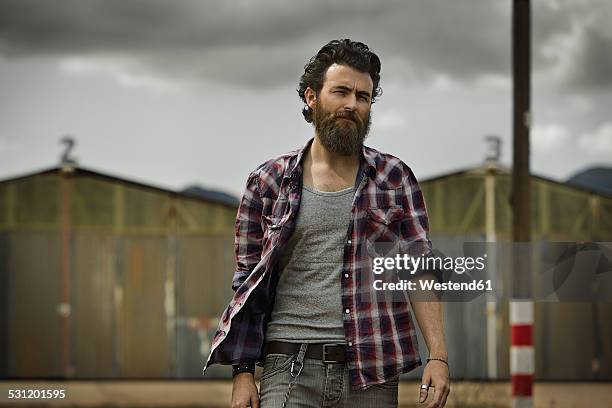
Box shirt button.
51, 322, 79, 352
348, 341, 353, 347
347, 240, 352, 245
344, 273, 349, 278
345, 308, 350, 314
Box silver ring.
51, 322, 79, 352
420, 384, 429, 390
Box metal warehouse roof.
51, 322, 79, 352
420, 162, 612, 199
0, 165, 240, 208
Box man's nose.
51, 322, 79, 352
343, 94, 357, 111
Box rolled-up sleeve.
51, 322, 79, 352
402, 166, 445, 283
403, 166, 432, 255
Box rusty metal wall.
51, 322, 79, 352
536, 302, 612, 380
175, 235, 234, 378
0, 171, 237, 379
7, 232, 62, 377
0, 232, 9, 377
421, 172, 612, 381
71, 233, 117, 378
119, 237, 169, 378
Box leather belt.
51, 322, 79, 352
264, 341, 347, 363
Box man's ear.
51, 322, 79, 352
305, 87, 317, 110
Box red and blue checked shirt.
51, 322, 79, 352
203, 138, 433, 390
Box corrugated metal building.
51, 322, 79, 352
1, 162, 610, 381
406, 163, 612, 381
0, 165, 238, 379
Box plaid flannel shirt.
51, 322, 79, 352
203, 138, 433, 390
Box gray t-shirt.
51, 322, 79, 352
265, 183, 355, 343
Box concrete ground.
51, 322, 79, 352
1, 380, 610, 407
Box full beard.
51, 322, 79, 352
314, 100, 371, 156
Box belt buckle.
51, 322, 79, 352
322, 343, 344, 363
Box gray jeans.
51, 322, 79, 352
259, 351, 399, 408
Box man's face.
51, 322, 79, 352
310, 64, 373, 156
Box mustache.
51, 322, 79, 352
334, 111, 359, 122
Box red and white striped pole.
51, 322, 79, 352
511, 0, 533, 404
510, 301, 534, 408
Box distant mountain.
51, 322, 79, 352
181, 185, 240, 207
567, 167, 612, 196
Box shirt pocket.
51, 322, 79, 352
365, 206, 408, 262
366, 206, 405, 243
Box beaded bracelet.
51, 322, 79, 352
426, 357, 449, 366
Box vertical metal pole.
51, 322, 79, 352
512, 0, 531, 246
112, 184, 124, 377
485, 168, 498, 379
59, 167, 74, 377
165, 198, 178, 378
511, 1, 533, 407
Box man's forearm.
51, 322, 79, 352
410, 273, 447, 359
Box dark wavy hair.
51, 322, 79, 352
297, 39, 382, 123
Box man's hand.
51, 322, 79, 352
419, 360, 450, 408
231, 373, 259, 408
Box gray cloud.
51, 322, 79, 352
1, 0, 611, 91
533, 0, 612, 92
0, 0, 511, 87
564, 26, 612, 90
0, 0, 385, 54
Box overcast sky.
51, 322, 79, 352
1, 0, 611, 197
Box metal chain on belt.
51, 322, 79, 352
281, 343, 308, 408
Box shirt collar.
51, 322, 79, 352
286, 137, 377, 180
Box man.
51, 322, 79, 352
203, 39, 450, 408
